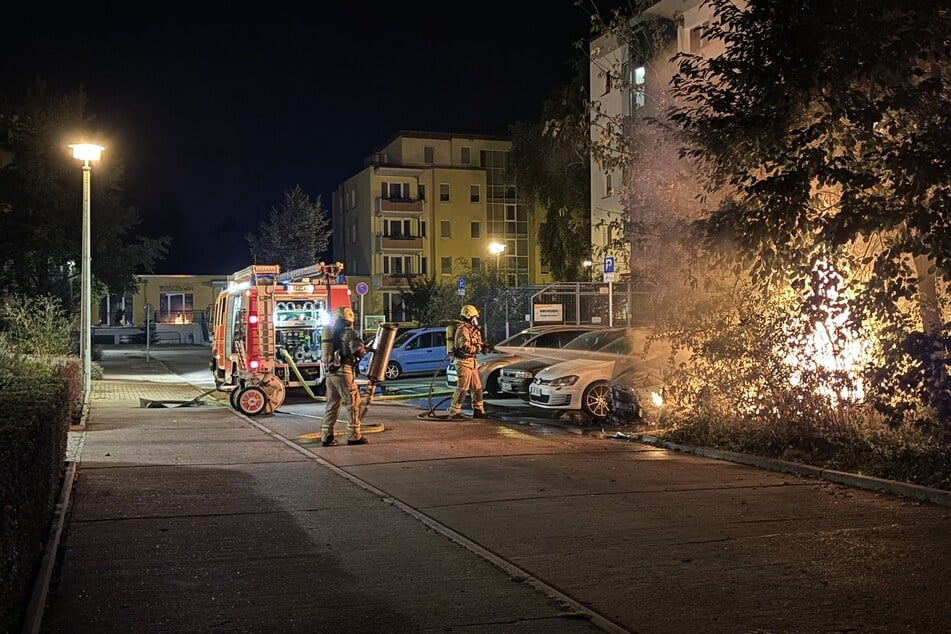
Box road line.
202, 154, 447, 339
239, 412, 633, 634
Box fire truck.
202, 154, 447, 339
210, 262, 351, 415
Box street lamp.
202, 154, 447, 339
69, 143, 105, 405
488, 241, 505, 271
582, 259, 593, 282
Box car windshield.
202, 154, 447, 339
563, 329, 625, 351
495, 329, 545, 347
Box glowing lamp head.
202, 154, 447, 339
651, 391, 663, 407
248, 359, 260, 370
69, 143, 105, 162
248, 314, 259, 324
488, 242, 505, 256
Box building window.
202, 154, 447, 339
421, 257, 428, 275
470, 221, 480, 239
424, 146, 435, 164
418, 183, 426, 201
461, 146, 471, 165
604, 173, 614, 197
690, 22, 710, 52
471, 257, 482, 271
159, 292, 194, 324
602, 71, 611, 95
381, 182, 388, 198
441, 257, 452, 274
470, 185, 480, 203
384, 219, 412, 238
384, 292, 407, 322
441, 220, 451, 238
440, 183, 450, 202
634, 66, 646, 109
420, 220, 427, 237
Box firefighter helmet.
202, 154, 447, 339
335, 306, 355, 322
460, 304, 480, 319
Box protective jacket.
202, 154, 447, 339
453, 321, 484, 359
331, 325, 366, 371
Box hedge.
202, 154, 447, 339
0, 377, 72, 632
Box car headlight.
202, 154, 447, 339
512, 371, 533, 379
549, 375, 578, 387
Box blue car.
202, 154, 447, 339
359, 326, 449, 380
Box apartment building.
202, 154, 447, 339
332, 131, 549, 323
588, 0, 728, 275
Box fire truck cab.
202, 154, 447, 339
210, 262, 351, 415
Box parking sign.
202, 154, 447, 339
603, 256, 616, 282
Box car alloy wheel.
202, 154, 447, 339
385, 361, 402, 380
582, 381, 612, 419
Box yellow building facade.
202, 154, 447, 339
331, 131, 551, 324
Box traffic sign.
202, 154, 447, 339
355, 282, 369, 296
603, 256, 615, 273
457, 276, 466, 296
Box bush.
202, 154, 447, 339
0, 377, 71, 632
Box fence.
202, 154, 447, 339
530, 282, 652, 327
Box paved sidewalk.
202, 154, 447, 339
34, 347, 951, 633
39, 352, 602, 633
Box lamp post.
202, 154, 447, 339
488, 241, 508, 338
69, 143, 105, 405
488, 241, 505, 272
582, 259, 593, 282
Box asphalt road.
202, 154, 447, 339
124, 345, 951, 632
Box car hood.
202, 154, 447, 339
535, 356, 618, 380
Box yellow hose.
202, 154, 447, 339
279, 348, 323, 400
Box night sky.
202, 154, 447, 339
2, 1, 622, 275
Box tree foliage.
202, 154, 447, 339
665, 0, 951, 428
400, 277, 461, 326
246, 186, 331, 270
0, 82, 170, 301
509, 54, 592, 281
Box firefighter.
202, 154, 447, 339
447, 304, 488, 419
320, 306, 368, 446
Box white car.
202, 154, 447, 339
528, 327, 662, 420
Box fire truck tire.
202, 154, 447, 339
229, 388, 242, 410
235, 386, 268, 416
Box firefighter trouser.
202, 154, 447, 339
321, 366, 362, 442
449, 357, 484, 415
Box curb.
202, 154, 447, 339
625, 433, 951, 508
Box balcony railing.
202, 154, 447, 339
376, 197, 423, 214
373, 273, 421, 288
378, 235, 424, 250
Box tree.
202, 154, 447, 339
667, 0, 951, 429
509, 53, 591, 281
400, 277, 460, 326
0, 82, 169, 301
246, 186, 331, 269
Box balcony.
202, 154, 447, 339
378, 234, 424, 250
376, 197, 423, 214
373, 273, 421, 289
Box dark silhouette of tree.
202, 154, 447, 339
246, 186, 331, 269
0, 81, 169, 301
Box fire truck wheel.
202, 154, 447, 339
235, 386, 268, 416
229, 388, 242, 410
